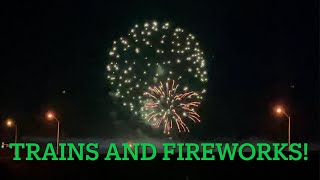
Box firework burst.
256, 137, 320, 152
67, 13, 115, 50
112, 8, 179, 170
106, 21, 208, 134
143, 80, 201, 134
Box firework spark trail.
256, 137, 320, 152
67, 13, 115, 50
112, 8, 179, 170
173, 109, 189, 133
147, 112, 159, 122
143, 80, 200, 134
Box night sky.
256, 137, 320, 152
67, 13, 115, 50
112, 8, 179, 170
0, 1, 319, 141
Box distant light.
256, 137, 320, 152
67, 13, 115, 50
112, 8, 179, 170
128, 141, 134, 149
47, 112, 55, 120
6, 120, 13, 127
276, 108, 282, 113
275, 106, 285, 115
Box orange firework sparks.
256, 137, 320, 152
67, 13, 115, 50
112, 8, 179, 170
143, 80, 201, 134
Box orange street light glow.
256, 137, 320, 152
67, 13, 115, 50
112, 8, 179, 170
47, 112, 55, 120
46, 111, 60, 155
6, 119, 13, 127
274, 105, 291, 152
276, 107, 282, 113
275, 106, 284, 115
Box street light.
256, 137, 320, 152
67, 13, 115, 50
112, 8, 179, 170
6, 119, 18, 155
46, 111, 60, 155
6, 119, 18, 144
275, 106, 291, 151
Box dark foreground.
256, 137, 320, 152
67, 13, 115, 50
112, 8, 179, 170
0, 151, 319, 179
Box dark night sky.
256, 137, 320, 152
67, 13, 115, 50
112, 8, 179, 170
0, 1, 319, 141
